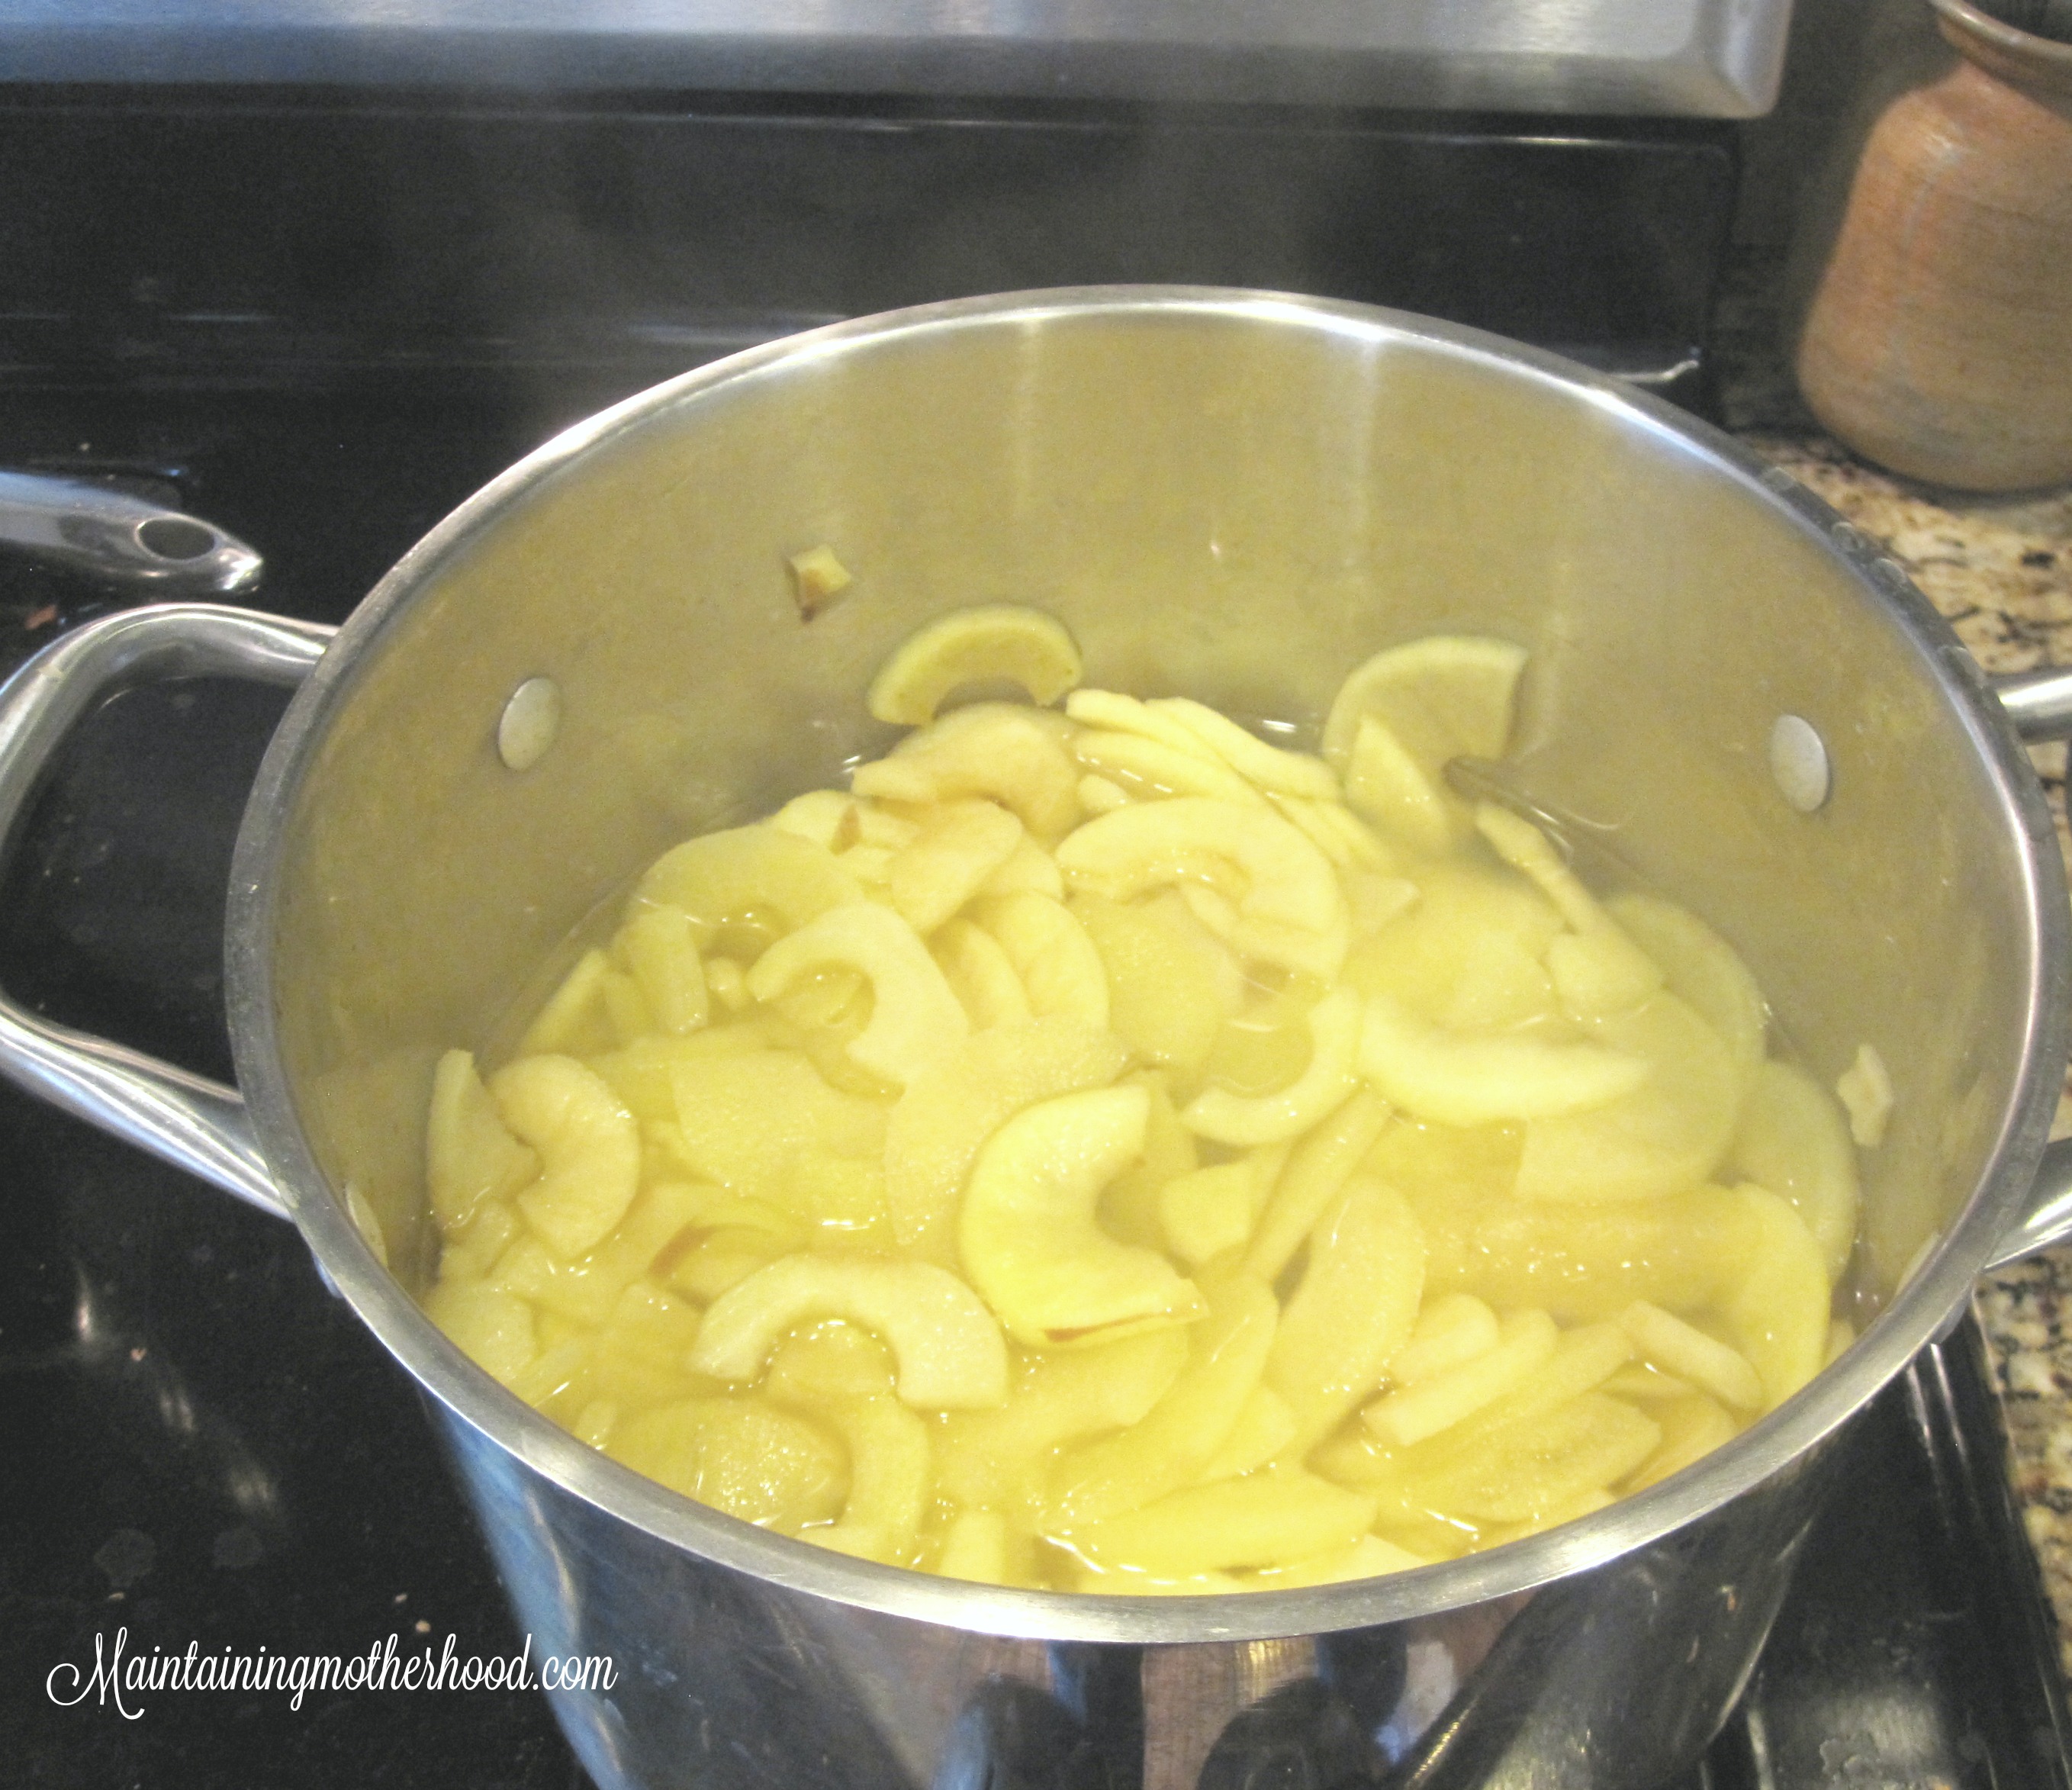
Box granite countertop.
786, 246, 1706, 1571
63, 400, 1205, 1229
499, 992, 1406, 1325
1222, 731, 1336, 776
1742, 430, 2072, 1675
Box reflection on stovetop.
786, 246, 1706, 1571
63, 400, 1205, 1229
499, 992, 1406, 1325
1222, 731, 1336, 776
3, 386, 2071, 1790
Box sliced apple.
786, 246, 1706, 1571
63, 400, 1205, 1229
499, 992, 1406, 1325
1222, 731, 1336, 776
746, 901, 969, 1087
1072, 889, 1244, 1082
867, 604, 1083, 725
610, 1396, 848, 1532
1146, 697, 1340, 799
1266, 1175, 1426, 1448
1183, 984, 1363, 1146
971, 890, 1110, 1029
488, 1054, 640, 1260
428, 1048, 539, 1235
616, 902, 709, 1036
1324, 634, 1529, 774
1514, 992, 1741, 1202
886, 799, 1025, 935
1054, 1467, 1379, 1579
852, 700, 1081, 841
1358, 993, 1648, 1128
931, 917, 1035, 1030
633, 824, 863, 948
884, 1017, 1131, 1260
1057, 796, 1346, 980
1049, 1271, 1278, 1522
1073, 728, 1266, 805
1728, 1059, 1860, 1280
1607, 892, 1768, 1076
959, 1084, 1205, 1349
690, 1254, 1009, 1408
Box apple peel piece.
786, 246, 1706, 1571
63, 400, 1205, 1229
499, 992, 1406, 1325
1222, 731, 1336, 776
690, 1255, 1009, 1408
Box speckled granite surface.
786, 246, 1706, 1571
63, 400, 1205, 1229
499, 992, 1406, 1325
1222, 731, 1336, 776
1745, 430, 2072, 1676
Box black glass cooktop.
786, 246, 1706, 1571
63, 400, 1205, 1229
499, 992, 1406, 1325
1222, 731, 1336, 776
2, 82, 2069, 1790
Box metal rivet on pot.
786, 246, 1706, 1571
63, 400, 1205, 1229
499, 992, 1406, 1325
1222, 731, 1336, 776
1769, 714, 1831, 813
499, 676, 562, 771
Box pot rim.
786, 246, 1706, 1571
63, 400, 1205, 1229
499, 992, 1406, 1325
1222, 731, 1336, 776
223, 285, 2072, 1644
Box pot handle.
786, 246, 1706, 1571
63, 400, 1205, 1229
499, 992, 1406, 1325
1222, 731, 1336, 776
0, 471, 265, 598
0, 603, 334, 1222
1986, 665, 2072, 1267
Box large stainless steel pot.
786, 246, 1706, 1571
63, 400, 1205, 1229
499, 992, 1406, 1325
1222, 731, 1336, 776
5, 289, 2072, 1790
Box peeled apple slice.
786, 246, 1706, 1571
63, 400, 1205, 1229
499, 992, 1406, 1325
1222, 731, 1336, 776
1341, 860, 1562, 1029
609, 1396, 848, 1532
690, 1254, 1010, 1408
959, 1084, 1205, 1348
765, 1331, 935, 1566
1322, 634, 1529, 774
633, 824, 862, 946
667, 1047, 887, 1213
887, 799, 1025, 935
617, 903, 709, 1035
1074, 727, 1266, 806
1400, 1392, 1660, 1524
972, 891, 1110, 1029
935, 1327, 1189, 1512
1726, 1059, 1860, 1281
932, 918, 1034, 1030
1514, 992, 1741, 1203
1182, 985, 1363, 1145
488, 1054, 641, 1259
423, 1277, 537, 1382
1363, 1308, 1560, 1447
1343, 715, 1459, 857
1443, 1186, 1752, 1322
1719, 1184, 1830, 1412
1358, 993, 1649, 1128
1607, 892, 1768, 1077
746, 901, 970, 1087
427, 1048, 539, 1234
1057, 797, 1347, 980
1144, 697, 1340, 799
1473, 805, 1662, 1019
1071, 890, 1244, 1081
1158, 1161, 1263, 1266
884, 1017, 1131, 1259
867, 604, 1084, 725
1266, 1175, 1426, 1448
1057, 1468, 1379, 1579
851, 701, 1082, 842
1048, 1271, 1278, 1522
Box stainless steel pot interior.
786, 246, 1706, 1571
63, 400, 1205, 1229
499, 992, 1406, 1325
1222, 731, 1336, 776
223, 288, 2070, 1645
